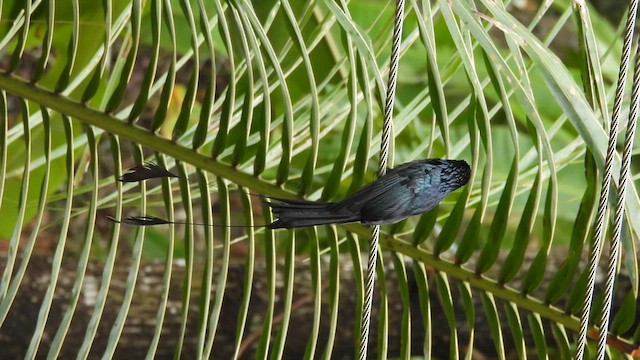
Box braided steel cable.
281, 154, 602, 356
358, 0, 404, 358
596, 41, 640, 360
576, 1, 638, 358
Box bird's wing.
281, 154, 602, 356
331, 161, 424, 213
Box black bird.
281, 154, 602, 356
266, 159, 471, 229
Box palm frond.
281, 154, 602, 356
0, 0, 639, 358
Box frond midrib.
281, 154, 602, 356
0, 72, 290, 198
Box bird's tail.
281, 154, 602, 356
265, 197, 360, 229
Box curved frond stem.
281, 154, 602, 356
230, 188, 257, 359
192, 0, 216, 150
195, 170, 212, 359
271, 230, 295, 359
76, 134, 124, 359
172, 0, 199, 139
235, 0, 294, 185
151, 0, 177, 132
32, 0, 55, 82
202, 178, 232, 359
0, 100, 32, 319
0, 105, 49, 334
25, 114, 73, 359
172, 161, 195, 359
8, 0, 32, 73
101, 145, 146, 360
80, 0, 112, 102
127, 0, 162, 120
104, 0, 141, 112
46, 125, 97, 359
280, 0, 320, 195
228, 5, 254, 167
302, 227, 322, 359
144, 154, 176, 359
321, 226, 341, 359
54, 0, 79, 93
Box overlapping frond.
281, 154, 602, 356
0, 0, 638, 358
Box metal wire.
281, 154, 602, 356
576, 1, 638, 358
358, 0, 404, 358
597, 41, 640, 360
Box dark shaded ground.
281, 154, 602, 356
1, 249, 638, 359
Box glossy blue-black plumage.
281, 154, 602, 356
266, 159, 471, 229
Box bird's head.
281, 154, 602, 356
439, 159, 471, 193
